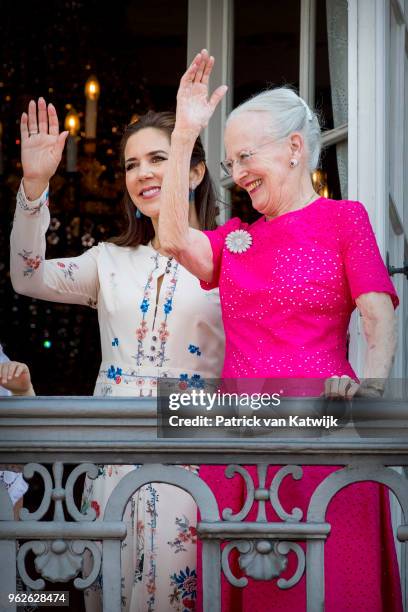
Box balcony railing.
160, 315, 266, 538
1, 396, 408, 612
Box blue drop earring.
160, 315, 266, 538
189, 187, 195, 204
135, 208, 142, 219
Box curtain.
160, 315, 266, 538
326, 0, 348, 198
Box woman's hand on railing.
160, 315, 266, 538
324, 375, 360, 399
21, 98, 68, 200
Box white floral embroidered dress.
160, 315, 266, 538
10, 182, 225, 611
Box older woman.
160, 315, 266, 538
10, 101, 225, 611
158, 51, 401, 610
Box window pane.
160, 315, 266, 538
389, 4, 404, 218
316, 0, 348, 131
313, 144, 342, 200
316, 0, 348, 198
231, 1, 301, 222
405, 44, 408, 227
233, 0, 301, 107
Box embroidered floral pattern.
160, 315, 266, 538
164, 298, 173, 314
145, 484, 159, 611
17, 187, 49, 216
56, 261, 79, 282
97, 369, 163, 396
134, 553, 144, 583
136, 320, 148, 342
188, 345, 201, 356
135, 253, 180, 367
155, 263, 179, 367
107, 365, 122, 384
135, 255, 159, 365
141, 297, 150, 313
168, 515, 197, 553
80, 494, 100, 518
170, 566, 197, 611
158, 322, 169, 341
99, 384, 112, 396
18, 250, 42, 277
97, 465, 106, 477
90, 500, 100, 518
178, 373, 204, 390
191, 374, 204, 389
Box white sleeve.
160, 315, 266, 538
10, 181, 99, 307
0, 470, 28, 505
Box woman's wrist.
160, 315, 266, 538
171, 127, 200, 145
355, 379, 385, 398
22, 177, 49, 201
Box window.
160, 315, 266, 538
188, 0, 349, 223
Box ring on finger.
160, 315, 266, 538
29, 130, 39, 136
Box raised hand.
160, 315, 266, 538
20, 98, 68, 199
175, 49, 228, 135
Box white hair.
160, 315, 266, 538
227, 87, 322, 171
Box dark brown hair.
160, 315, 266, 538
110, 111, 218, 247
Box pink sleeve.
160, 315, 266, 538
338, 201, 399, 308
200, 217, 246, 290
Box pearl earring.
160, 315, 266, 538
289, 159, 299, 168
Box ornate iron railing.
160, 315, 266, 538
0, 396, 408, 612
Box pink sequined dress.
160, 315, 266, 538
198, 197, 401, 611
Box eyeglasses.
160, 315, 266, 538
220, 139, 278, 177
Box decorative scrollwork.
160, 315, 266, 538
222, 464, 304, 523
222, 465, 255, 521
16, 462, 103, 589
276, 542, 305, 589
71, 541, 101, 589
221, 541, 251, 587
34, 540, 82, 582
16, 538, 102, 588
238, 540, 287, 580
221, 539, 305, 589
65, 463, 99, 521
17, 542, 47, 589
20, 464, 53, 521
269, 465, 303, 522
21, 461, 99, 522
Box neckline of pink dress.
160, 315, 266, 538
262, 195, 325, 224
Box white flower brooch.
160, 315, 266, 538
225, 229, 253, 254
